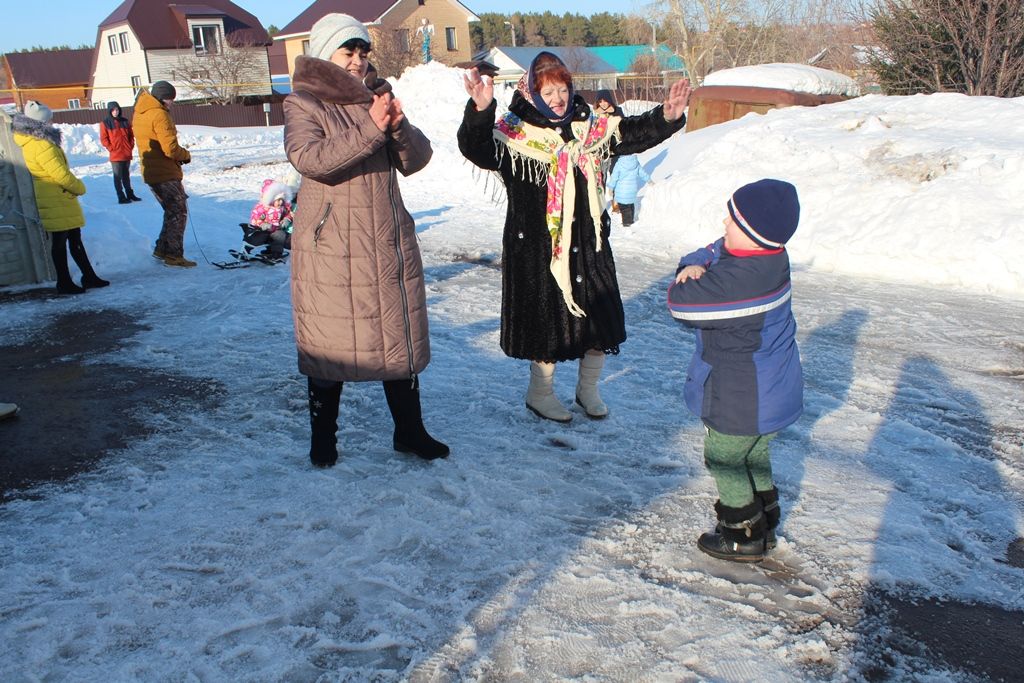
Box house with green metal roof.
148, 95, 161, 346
588, 45, 687, 75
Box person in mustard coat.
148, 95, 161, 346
13, 101, 109, 294
132, 81, 194, 267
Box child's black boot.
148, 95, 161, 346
698, 499, 766, 563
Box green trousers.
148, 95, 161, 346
703, 427, 776, 508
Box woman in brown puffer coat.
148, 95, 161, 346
283, 13, 447, 466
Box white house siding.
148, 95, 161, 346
92, 26, 150, 107
147, 46, 271, 101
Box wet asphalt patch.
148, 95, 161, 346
0, 302, 217, 502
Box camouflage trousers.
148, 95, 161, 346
703, 427, 777, 508
149, 180, 188, 258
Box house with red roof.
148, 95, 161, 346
275, 0, 479, 80
2, 50, 94, 111
89, 0, 273, 107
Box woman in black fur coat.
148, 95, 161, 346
458, 52, 690, 422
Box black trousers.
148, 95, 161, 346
111, 160, 134, 199
619, 203, 636, 226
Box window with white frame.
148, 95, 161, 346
445, 27, 457, 51
108, 35, 119, 55
93, 101, 106, 109
131, 75, 142, 97
302, 39, 310, 55
192, 25, 220, 55
68, 99, 81, 109
119, 32, 130, 53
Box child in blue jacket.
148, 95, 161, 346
667, 178, 803, 563
606, 154, 650, 226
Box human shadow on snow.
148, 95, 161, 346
850, 355, 1024, 681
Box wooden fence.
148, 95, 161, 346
53, 100, 286, 128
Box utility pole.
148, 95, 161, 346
503, 20, 516, 47
649, 20, 657, 53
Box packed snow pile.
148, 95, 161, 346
638, 92, 1024, 296
701, 63, 861, 97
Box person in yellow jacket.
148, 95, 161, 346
13, 101, 109, 294
132, 81, 195, 267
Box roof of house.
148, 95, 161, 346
588, 45, 686, 73
481, 47, 619, 76
99, 0, 271, 49
277, 0, 395, 37
4, 49, 94, 86
276, 0, 479, 39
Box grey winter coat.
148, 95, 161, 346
284, 56, 433, 382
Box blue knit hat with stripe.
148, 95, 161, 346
727, 179, 800, 248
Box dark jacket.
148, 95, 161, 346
284, 56, 433, 382
458, 92, 684, 362
667, 238, 803, 435
99, 101, 134, 162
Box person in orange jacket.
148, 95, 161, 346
99, 102, 142, 204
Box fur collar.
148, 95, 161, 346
291, 55, 392, 105
11, 114, 62, 146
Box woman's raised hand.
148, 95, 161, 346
463, 68, 494, 112
387, 96, 405, 128
370, 94, 390, 132
662, 78, 692, 122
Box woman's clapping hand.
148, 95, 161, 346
463, 68, 494, 112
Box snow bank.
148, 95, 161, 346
702, 63, 861, 97
638, 93, 1024, 296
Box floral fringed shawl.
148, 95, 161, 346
493, 110, 621, 317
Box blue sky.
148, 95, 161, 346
5, 0, 647, 53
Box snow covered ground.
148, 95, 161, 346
1, 62, 1022, 680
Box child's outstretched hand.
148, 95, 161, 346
675, 265, 706, 284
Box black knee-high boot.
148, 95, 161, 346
308, 377, 342, 467
383, 377, 449, 460
51, 231, 84, 294
67, 229, 109, 289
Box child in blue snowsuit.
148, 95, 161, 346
667, 178, 803, 563
606, 154, 650, 226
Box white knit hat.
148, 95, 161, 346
23, 100, 53, 124
309, 13, 371, 62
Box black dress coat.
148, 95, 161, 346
458, 92, 685, 362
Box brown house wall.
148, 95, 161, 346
6, 85, 92, 112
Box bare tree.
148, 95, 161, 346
869, 0, 1024, 96
368, 27, 421, 79
623, 52, 667, 101
173, 40, 269, 104
654, 0, 864, 83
